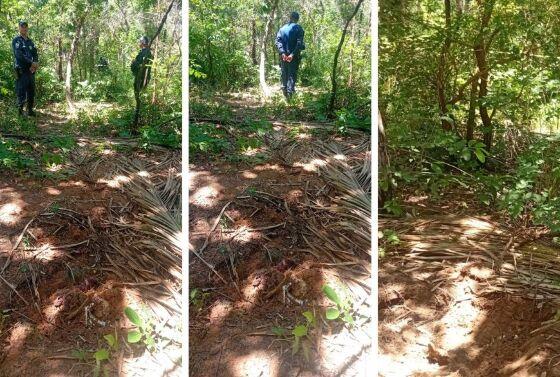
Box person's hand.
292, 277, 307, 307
286, 54, 293, 62
30, 62, 38, 73
281, 53, 287, 61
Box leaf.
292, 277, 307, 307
326, 307, 340, 320
342, 312, 355, 324
322, 285, 341, 306
474, 149, 486, 163
271, 326, 287, 336
292, 325, 308, 338
71, 349, 87, 361
302, 311, 314, 324
124, 307, 143, 327
127, 330, 142, 343
104, 334, 116, 348
94, 349, 109, 362
292, 336, 300, 356
461, 148, 471, 161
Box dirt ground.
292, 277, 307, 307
189, 96, 371, 377
379, 200, 560, 377
0, 107, 182, 377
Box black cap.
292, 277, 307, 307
290, 12, 299, 21
139, 36, 149, 45
18, 21, 28, 27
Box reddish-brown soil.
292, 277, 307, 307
379, 202, 560, 376
1, 109, 182, 377
189, 117, 371, 377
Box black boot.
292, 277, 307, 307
28, 101, 36, 117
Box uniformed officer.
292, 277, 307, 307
275, 12, 305, 100
131, 36, 153, 93
12, 21, 39, 116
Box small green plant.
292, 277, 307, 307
93, 348, 110, 377
322, 285, 354, 325
189, 288, 209, 311
271, 310, 316, 362
124, 306, 156, 351
0, 311, 8, 332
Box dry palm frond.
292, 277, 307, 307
296, 139, 371, 279
103, 155, 182, 316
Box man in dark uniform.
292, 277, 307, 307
131, 36, 153, 93
275, 12, 305, 100
12, 21, 39, 116
131, 36, 153, 130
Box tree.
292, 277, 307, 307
259, 0, 280, 98
328, 0, 365, 115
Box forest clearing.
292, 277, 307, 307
380, 1, 560, 376
189, 0, 371, 375
0, 1, 182, 376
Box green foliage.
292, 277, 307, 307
322, 284, 354, 325
500, 135, 560, 232
271, 310, 315, 362
124, 306, 156, 351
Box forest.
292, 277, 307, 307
379, 1, 560, 375
0, 1, 182, 376
189, 0, 372, 375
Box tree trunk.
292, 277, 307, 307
348, 22, 355, 88
474, 0, 495, 149
57, 38, 63, 81
133, 0, 175, 130
151, 0, 161, 105
378, 109, 391, 207
436, 0, 453, 131
259, 0, 279, 98
66, 17, 85, 111
456, 0, 464, 15
251, 20, 258, 65
328, 0, 365, 115
466, 75, 478, 140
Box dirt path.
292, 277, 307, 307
189, 97, 371, 377
379, 211, 560, 377
0, 106, 182, 376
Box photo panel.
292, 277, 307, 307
189, 0, 372, 375
0, 1, 182, 376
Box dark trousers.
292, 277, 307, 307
16, 71, 35, 110
280, 56, 300, 98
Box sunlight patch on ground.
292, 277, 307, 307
99, 174, 131, 188
231, 350, 279, 377
191, 185, 223, 208
209, 300, 233, 326
3, 322, 32, 360
242, 171, 257, 179
58, 180, 86, 188
319, 327, 371, 376
295, 158, 327, 172
45, 187, 61, 196
253, 164, 283, 172
458, 217, 495, 235
296, 133, 311, 140
0, 202, 23, 225
33, 243, 65, 262
440, 277, 484, 353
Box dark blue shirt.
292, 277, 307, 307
275, 23, 305, 56
12, 35, 38, 70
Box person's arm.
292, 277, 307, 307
131, 51, 142, 73
290, 26, 305, 57
275, 29, 286, 56
31, 40, 38, 63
